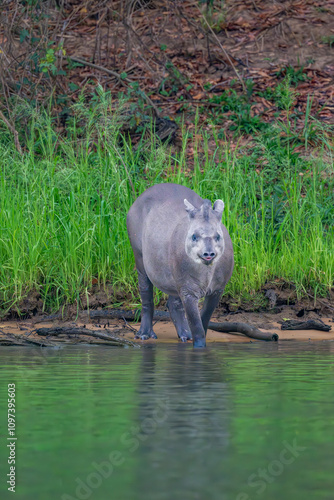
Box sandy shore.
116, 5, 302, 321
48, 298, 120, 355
138, 320, 334, 343
0, 312, 333, 345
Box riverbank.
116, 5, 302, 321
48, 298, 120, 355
1, 307, 333, 345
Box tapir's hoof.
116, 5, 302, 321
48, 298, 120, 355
179, 331, 192, 343
193, 338, 206, 348
135, 330, 157, 340
180, 333, 192, 343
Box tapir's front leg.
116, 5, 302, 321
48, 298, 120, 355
180, 293, 206, 348
201, 290, 223, 334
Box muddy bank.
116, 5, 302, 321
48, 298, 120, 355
3, 282, 334, 321
1, 307, 333, 346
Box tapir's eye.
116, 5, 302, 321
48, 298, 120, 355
216, 234, 221, 241
192, 234, 197, 242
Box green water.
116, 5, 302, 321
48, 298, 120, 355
0, 342, 334, 500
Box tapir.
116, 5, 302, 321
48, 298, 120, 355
126, 183, 234, 347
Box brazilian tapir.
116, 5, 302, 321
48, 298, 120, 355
127, 183, 234, 347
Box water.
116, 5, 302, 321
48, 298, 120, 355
0, 342, 334, 500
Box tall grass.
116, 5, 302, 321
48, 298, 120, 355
0, 93, 333, 313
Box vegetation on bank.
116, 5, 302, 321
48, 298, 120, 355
0, 91, 333, 315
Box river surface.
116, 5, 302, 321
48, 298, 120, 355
0, 342, 334, 500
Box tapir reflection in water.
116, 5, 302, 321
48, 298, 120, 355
127, 183, 234, 347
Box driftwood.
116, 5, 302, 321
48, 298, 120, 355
208, 322, 279, 341
281, 319, 331, 332
35, 327, 140, 347
0, 331, 56, 347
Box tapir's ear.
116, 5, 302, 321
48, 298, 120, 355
213, 199, 225, 219
184, 199, 197, 218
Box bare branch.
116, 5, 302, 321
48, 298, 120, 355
191, 1, 246, 92
67, 55, 160, 115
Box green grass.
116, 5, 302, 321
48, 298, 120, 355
0, 94, 333, 314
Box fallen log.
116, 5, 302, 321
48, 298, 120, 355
0, 331, 56, 347
35, 327, 140, 347
281, 319, 331, 332
208, 322, 279, 341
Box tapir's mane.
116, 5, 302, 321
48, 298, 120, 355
202, 199, 212, 221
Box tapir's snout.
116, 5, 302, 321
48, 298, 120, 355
200, 251, 216, 263
199, 237, 217, 264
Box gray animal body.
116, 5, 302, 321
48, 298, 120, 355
127, 183, 234, 347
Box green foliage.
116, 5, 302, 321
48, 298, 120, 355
276, 65, 309, 86
159, 61, 188, 97
207, 82, 267, 134
321, 35, 334, 47
275, 77, 297, 110
200, 0, 226, 32
68, 83, 79, 92
119, 82, 151, 132
37, 43, 66, 77
39, 48, 56, 73
257, 78, 334, 150
19, 29, 30, 43
0, 91, 333, 314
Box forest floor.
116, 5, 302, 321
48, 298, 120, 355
2, 0, 334, 145
53, 0, 334, 146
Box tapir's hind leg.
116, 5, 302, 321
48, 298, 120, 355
136, 268, 157, 340
167, 296, 192, 342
